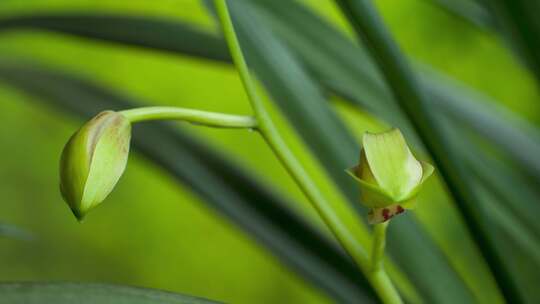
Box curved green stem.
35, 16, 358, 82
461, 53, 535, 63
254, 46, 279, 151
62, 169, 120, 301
215, 1, 402, 303
119, 106, 257, 129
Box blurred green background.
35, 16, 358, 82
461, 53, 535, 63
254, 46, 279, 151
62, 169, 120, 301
0, 0, 538, 303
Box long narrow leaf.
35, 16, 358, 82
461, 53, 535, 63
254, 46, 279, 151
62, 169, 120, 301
0, 222, 33, 241
0, 283, 220, 304
481, 0, 540, 82
428, 0, 494, 29
0, 14, 230, 62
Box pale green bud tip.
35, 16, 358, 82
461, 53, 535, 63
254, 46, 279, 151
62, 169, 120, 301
346, 128, 434, 224
59, 111, 131, 221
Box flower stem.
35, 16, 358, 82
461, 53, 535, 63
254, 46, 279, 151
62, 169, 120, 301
215, 1, 402, 303
371, 222, 389, 272
370, 222, 402, 304
120, 106, 257, 129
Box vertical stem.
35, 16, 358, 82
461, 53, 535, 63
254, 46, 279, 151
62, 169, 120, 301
371, 222, 389, 272
370, 222, 402, 304
214, 0, 368, 268
215, 1, 401, 303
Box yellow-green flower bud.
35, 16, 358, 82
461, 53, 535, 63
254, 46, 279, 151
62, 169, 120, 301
347, 128, 434, 224
59, 111, 131, 220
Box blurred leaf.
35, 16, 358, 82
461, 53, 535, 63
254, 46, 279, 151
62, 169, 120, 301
0, 14, 230, 62
335, 0, 521, 302
0, 222, 33, 241
470, 154, 540, 240
459, 142, 540, 303
481, 0, 540, 82
428, 0, 494, 29
421, 71, 540, 185
455, 131, 540, 303
0, 61, 377, 304
0, 283, 221, 304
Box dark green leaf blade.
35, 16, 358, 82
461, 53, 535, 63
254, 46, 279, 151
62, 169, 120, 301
0, 222, 33, 241
481, 0, 540, 82
0, 283, 221, 304
0, 61, 377, 304
0, 14, 230, 62
445, 124, 540, 303
428, 0, 494, 29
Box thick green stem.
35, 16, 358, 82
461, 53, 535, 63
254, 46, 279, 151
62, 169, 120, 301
214, 1, 402, 303
119, 106, 257, 129
370, 268, 404, 304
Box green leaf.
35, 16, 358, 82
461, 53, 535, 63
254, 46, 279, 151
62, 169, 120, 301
0, 14, 230, 62
481, 0, 540, 82
0, 61, 377, 304
0, 222, 33, 241
0, 283, 221, 304
437, 121, 540, 302
428, 0, 494, 29
421, 71, 540, 185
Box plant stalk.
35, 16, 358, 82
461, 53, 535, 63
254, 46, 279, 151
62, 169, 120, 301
120, 106, 257, 129
215, 1, 401, 303
371, 222, 388, 272
370, 222, 402, 304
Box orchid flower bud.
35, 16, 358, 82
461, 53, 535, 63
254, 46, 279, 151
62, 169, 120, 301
347, 128, 434, 224
59, 111, 131, 220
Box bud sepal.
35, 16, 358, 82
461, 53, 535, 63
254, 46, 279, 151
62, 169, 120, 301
347, 128, 434, 224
